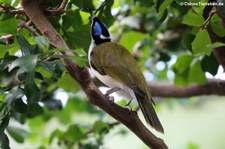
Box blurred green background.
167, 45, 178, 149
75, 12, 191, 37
9, 96, 225, 149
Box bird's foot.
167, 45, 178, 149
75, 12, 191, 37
124, 100, 132, 112
125, 105, 132, 112
107, 96, 115, 102
104, 87, 121, 103
105, 87, 121, 96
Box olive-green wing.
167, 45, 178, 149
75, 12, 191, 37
91, 42, 146, 91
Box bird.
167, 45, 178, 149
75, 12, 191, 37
88, 16, 164, 133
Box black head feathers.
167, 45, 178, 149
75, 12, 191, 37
91, 17, 111, 45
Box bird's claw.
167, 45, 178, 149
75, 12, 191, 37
105, 95, 115, 102
108, 96, 115, 102
125, 105, 132, 112
105, 87, 121, 96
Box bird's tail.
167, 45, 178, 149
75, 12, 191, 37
136, 94, 164, 133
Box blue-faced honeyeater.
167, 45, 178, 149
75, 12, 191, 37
88, 17, 164, 133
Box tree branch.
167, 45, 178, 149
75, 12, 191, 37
148, 79, 225, 97
0, 0, 69, 16
93, 77, 225, 98
18, 20, 39, 36
45, 0, 70, 16
20, 0, 167, 148
0, 3, 25, 15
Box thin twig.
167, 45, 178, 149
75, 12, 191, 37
0, 3, 25, 15
200, 9, 217, 30
18, 20, 39, 36
45, 0, 70, 16
0, 1, 70, 16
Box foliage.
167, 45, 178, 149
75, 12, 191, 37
0, 0, 225, 148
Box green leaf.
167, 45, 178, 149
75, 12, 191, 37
57, 72, 80, 93
0, 54, 17, 71
120, 31, 145, 51
74, 48, 87, 57
8, 55, 38, 72
182, 10, 205, 26
64, 97, 99, 114
50, 125, 85, 144
192, 0, 208, 14
16, 36, 31, 56
0, 133, 10, 149
71, 0, 95, 12
174, 71, 189, 86
33, 36, 49, 51
172, 54, 194, 86
136, 0, 153, 6
0, 115, 10, 135
12, 0, 20, 7
71, 54, 88, 67
191, 29, 212, 56
62, 9, 83, 32
156, 0, 173, 20
0, 18, 17, 34
172, 54, 194, 74
7, 127, 29, 143
172, 54, 207, 86
0, 44, 9, 58
201, 53, 219, 75
209, 42, 225, 49
14, 99, 28, 113
1, 87, 24, 108
65, 25, 91, 50
210, 14, 225, 37
24, 72, 40, 102
188, 60, 206, 84
174, 0, 185, 5
93, 121, 110, 135
27, 103, 43, 117
37, 61, 63, 78
159, 52, 171, 62
49, 129, 62, 144
181, 33, 195, 52
0, 0, 12, 4
64, 125, 84, 142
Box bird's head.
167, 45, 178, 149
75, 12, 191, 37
91, 17, 111, 45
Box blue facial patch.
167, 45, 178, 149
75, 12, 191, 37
94, 22, 102, 36
91, 17, 111, 44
